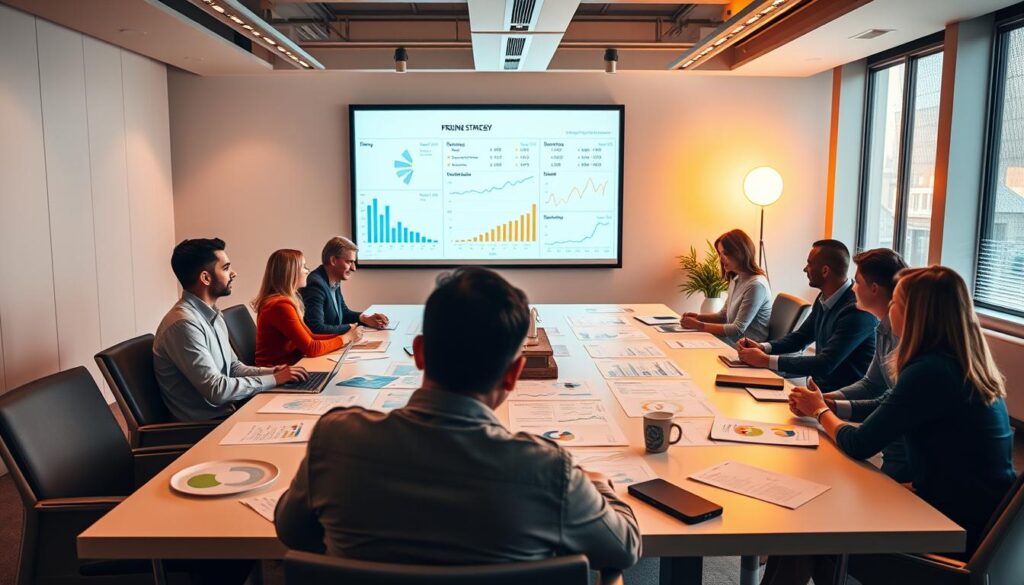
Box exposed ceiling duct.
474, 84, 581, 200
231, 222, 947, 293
468, 0, 582, 71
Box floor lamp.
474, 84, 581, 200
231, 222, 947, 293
743, 166, 783, 278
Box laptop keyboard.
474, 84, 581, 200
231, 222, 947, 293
280, 371, 328, 391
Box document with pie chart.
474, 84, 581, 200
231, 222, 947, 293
508, 400, 627, 446
607, 380, 717, 418
710, 417, 819, 447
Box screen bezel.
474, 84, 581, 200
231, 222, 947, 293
348, 104, 625, 269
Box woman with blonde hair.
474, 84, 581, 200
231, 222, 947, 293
681, 229, 772, 342
254, 249, 361, 366
774, 266, 1016, 584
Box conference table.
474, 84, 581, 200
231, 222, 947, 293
78, 304, 963, 585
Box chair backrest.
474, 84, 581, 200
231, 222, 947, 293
223, 304, 257, 365
0, 366, 134, 503
283, 551, 590, 585
95, 334, 172, 436
767, 293, 812, 340
968, 471, 1024, 584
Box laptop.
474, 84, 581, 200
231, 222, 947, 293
271, 344, 352, 394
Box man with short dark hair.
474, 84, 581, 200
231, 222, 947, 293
276, 267, 641, 570
810, 248, 910, 481
154, 238, 307, 421
300, 236, 389, 333
737, 239, 878, 391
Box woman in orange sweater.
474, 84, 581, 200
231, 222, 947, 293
253, 249, 361, 366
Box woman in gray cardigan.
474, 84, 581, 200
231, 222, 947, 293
681, 229, 772, 343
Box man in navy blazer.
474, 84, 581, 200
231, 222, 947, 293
300, 236, 389, 334
736, 239, 877, 392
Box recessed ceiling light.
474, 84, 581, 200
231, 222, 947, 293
211, 4, 225, 13
228, 15, 243, 24
265, 38, 276, 45
745, 15, 760, 25
732, 25, 746, 34
850, 29, 894, 40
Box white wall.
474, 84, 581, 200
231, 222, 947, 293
0, 5, 178, 408
169, 71, 831, 313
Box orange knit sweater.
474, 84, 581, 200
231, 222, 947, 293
255, 295, 345, 366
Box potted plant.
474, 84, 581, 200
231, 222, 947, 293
677, 241, 729, 314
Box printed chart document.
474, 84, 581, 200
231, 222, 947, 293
584, 342, 666, 358
239, 488, 287, 522
220, 420, 311, 445
337, 374, 420, 390
573, 327, 649, 342
607, 380, 716, 418
567, 314, 630, 328
511, 380, 597, 401
710, 417, 819, 447
258, 394, 359, 416
369, 389, 415, 412
352, 339, 390, 352
509, 400, 628, 446
690, 461, 831, 509
664, 334, 730, 350
570, 449, 657, 487
594, 359, 688, 379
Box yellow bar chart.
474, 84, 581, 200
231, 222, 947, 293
460, 204, 538, 243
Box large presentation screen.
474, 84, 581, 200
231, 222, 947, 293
349, 105, 623, 267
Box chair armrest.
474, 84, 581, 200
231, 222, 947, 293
917, 553, 968, 570
132, 445, 189, 487
597, 569, 625, 585
137, 421, 219, 448
35, 496, 125, 513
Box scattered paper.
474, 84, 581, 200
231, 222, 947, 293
570, 449, 658, 487
584, 306, 633, 314
672, 418, 729, 446
665, 334, 729, 350
369, 389, 415, 412
543, 326, 563, 336
509, 400, 628, 446
594, 359, 688, 379
240, 488, 287, 522
690, 461, 831, 509
351, 340, 390, 352
220, 420, 311, 445
573, 327, 649, 342
329, 353, 389, 363
386, 363, 421, 378
511, 380, 596, 401
258, 395, 359, 416
607, 380, 716, 418
746, 387, 789, 402
552, 344, 571, 357
709, 417, 819, 447
655, 324, 700, 333
567, 315, 630, 328
585, 342, 666, 358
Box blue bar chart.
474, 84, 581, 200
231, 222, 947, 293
365, 198, 436, 244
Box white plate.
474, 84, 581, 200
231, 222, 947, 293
170, 459, 279, 496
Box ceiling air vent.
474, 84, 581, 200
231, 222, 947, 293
850, 29, 894, 40
508, 0, 540, 32
506, 37, 526, 57
504, 59, 521, 70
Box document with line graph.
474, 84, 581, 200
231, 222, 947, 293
508, 400, 628, 446
593, 359, 689, 379
508, 380, 597, 401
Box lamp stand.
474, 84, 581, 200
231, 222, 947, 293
758, 206, 770, 280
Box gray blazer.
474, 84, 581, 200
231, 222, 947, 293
275, 388, 642, 570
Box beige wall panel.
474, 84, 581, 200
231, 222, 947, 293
84, 37, 139, 352
0, 6, 61, 390
35, 20, 106, 396
168, 71, 830, 314
122, 52, 179, 334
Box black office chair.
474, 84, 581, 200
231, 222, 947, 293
767, 293, 812, 340
222, 304, 257, 366
0, 366, 187, 585
283, 551, 593, 585
848, 470, 1024, 585
95, 334, 219, 449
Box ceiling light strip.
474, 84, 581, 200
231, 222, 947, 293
193, 0, 324, 69
669, 0, 795, 71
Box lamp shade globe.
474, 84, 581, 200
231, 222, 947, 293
743, 166, 783, 207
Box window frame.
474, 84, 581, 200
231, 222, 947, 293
856, 33, 944, 257
975, 11, 1024, 320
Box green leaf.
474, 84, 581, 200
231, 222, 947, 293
677, 240, 729, 298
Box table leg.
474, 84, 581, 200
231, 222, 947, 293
151, 559, 167, 585
660, 556, 703, 585
740, 555, 760, 585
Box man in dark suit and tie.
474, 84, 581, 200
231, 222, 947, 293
300, 236, 389, 333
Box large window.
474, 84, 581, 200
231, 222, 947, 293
977, 20, 1024, 318
858, 42, 944, 267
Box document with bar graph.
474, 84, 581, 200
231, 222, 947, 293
350, 106, 623, 266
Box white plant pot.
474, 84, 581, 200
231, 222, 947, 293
700, 296, 725, 314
